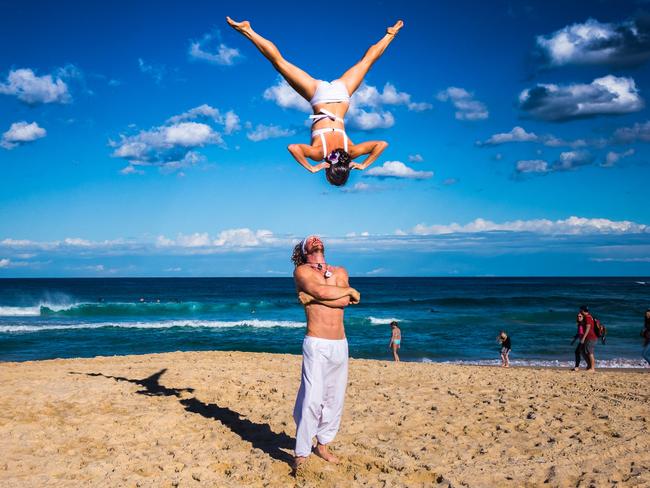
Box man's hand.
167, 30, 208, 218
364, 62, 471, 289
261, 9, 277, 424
298, 291, 313, 305
349, 288, 361, 304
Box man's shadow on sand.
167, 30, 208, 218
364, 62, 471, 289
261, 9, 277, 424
69, 368, 294, 465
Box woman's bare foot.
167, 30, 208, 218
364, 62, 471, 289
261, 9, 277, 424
573, 367, 580, 371
387, 20, 404, 36
226, 16, 251, 34
314, 443, 339, 464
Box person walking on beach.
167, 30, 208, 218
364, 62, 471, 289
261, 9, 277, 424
291, 235, 360, 470
642, 309, 650, 366
579, 306, 597, 372
389, 321, 401, 362
498, 331, 511, 368
572, 311, 586, 371
226, 16, 403, 185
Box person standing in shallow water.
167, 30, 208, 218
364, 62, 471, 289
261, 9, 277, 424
291, 235, 360, 471
572, 312, 586, 371
498, 331, 511, 368
642, 309, 650, 366
579, 305, 597, 372
389, 321, 401, 362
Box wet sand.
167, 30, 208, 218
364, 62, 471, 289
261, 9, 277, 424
0, 351, 648, 487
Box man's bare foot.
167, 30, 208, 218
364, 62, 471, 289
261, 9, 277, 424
292, 456, 308, 475
387, 20, 404, 36
314, 443, 339, 464
226, 16, 251, 34
573, 367, 580, 371
587, 368, 596, 373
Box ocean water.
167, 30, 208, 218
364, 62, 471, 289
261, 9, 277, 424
1, 278, 649, 367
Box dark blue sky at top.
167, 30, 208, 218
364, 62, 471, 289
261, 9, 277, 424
0, 0, 649, 276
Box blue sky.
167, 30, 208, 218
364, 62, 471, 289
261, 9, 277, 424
1, 0, 650, 277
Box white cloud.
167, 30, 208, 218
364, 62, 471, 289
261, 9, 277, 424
213, 229, 274, 247
437, 86, 488, 120
224, 111, 241, 135
351, 83, 430, 111
341, 182, 380, 193
516, 159, 549, 174
407, 102, 433, 112
346, 108, 395, 130
517, 160, 550, 174
613, 120, 650, 143
120, 165, 145, 175
0, 68, 70, 104
591, 257, 650, 263
167, 104, 241, 135
111, 107, 230, 173
1, 121, 46, 149
410, 216, 648, 236
536, 18, 650, 67
63, 238, 93, 247
263, 79, 311, 112
156, 229, 276, 249
602, 148, 634, 167
442, 178, 458, 186
479, 126, 538, 145
554, 150, 593, 171
246, 124, 295, 142
365, 161, 433, 179
519, 75, 643, 121
408, 154, 424, 162
189, 31, 242, 65
478, 126, 587, 148
167, 104, 221, 123
515, 151, 593, 176
0, 258, 9, 268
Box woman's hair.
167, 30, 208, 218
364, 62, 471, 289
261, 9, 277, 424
291, 243, 306, 267
325, 148, 352, 186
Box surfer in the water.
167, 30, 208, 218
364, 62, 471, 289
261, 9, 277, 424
226, 16, 403, 186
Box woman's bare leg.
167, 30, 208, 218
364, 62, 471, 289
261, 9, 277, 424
226, 17, 318, 101
339, 20, 404, 95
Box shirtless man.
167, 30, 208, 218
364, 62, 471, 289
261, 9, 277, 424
291, 235, 360, 470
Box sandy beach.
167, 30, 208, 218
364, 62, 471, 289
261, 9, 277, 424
0, 351, 648, 487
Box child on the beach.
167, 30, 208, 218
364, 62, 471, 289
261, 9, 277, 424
498, 331, 511, 368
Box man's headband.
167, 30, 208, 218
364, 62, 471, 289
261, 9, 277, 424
301, 235, 317, 256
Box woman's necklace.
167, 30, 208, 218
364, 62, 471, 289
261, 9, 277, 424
309, 262, 333, 278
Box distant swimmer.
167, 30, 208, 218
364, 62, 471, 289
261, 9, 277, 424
227, 17, 403, 186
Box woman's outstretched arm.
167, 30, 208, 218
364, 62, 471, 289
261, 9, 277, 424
288, 144, 330, 173
349, 141, 389, 170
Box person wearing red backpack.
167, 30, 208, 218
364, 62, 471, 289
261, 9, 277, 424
579, 305, 597, 372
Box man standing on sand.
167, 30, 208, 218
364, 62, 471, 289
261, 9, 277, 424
579, 305, 597, 372
291, 235, 360, 470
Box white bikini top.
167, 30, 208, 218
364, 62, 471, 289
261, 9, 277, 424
309, 80, 350, 107
312, 127, 349, 160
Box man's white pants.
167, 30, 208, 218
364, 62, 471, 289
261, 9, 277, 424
293, 336, 348, 457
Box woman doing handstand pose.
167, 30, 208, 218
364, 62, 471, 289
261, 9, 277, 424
227, 17, 403, 186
